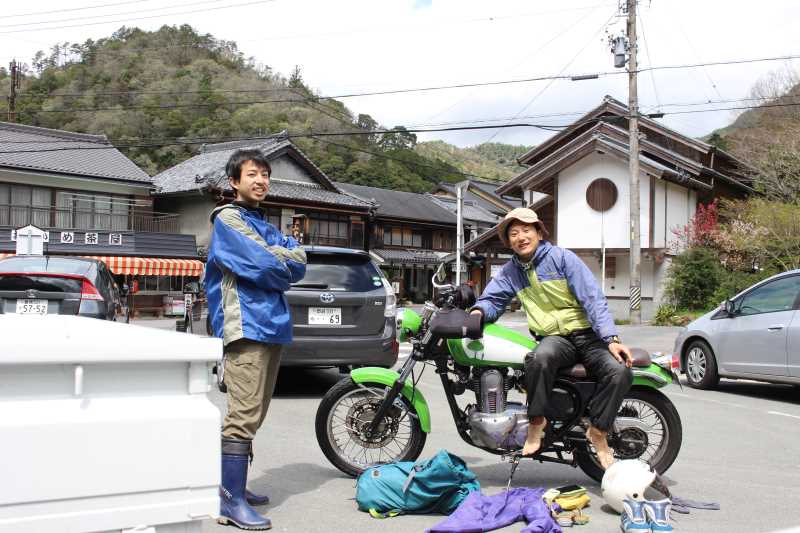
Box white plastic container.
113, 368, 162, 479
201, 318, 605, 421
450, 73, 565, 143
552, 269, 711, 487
0, 315, 222, 533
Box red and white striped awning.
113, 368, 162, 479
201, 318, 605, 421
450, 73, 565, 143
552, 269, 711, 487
0, 254, 203, 277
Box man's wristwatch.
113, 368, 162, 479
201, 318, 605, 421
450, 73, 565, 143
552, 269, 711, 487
605, 335, 621, 346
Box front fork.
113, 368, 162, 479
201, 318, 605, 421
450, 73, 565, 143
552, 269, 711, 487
365, 345, 419, 438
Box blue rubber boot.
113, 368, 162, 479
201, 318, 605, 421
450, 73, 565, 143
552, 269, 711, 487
246, 488, 269, 507
218, 438, 271, 530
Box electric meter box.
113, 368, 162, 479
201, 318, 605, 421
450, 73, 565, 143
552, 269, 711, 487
0, 315, 222, 533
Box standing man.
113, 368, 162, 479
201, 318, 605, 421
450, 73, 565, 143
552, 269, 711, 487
470, 208, 632, 470
205, 149, 306, 530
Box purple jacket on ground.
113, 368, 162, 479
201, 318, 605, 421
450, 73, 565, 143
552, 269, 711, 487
426, 488, 562, 533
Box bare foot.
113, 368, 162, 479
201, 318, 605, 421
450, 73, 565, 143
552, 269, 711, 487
521, 419, 547, 456
586, 426, 616, 469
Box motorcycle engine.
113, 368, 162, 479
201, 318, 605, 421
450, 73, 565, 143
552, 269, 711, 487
466, 369, 529, 450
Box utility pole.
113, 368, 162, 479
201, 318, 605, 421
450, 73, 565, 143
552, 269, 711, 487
7, 60, 19, 123
626, 0, 642, 324
455, 184, 463, 285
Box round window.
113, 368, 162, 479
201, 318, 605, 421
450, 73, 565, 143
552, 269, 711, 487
586, 178, 618, 212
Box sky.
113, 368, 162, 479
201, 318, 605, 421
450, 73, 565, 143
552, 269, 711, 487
1, 0, 799, 148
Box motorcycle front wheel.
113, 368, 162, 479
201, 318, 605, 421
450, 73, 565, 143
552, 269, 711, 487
576, 387, 682, 482
315, 377, 427, 477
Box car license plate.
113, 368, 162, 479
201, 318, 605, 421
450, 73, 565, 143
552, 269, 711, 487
308, 307, 341, 325
16, 299, 48, 315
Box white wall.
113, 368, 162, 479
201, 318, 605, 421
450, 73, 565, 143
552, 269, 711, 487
555, 152, 651, 249
169, 196, 217, 250
664, 181, 697, 252
578, 252, 657, 299
270, 158, 314, 184
0, 168, 151, 196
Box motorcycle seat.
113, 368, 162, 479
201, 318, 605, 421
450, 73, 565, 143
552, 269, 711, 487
557, 348, 652, 378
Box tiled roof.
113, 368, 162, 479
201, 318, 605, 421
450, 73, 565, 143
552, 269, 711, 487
426, 194, 499, 224
267, 180, 371, 208
153, 136, 287, 194
0, 122, 151, 183
152, 136, 371, 209
436, 181, 516, 215
371, 247, 449, 265
336, 182, 456, 225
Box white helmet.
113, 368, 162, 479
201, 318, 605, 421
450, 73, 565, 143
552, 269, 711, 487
601, 460, 657, 514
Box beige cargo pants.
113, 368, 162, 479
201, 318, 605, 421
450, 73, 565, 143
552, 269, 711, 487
221, 338, 283, 440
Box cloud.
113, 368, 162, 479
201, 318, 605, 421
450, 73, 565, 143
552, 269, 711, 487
413, 0, 432, 9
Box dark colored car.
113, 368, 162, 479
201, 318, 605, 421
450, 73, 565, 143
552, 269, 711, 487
283, 246, 398, 368
0, 255, 122, 320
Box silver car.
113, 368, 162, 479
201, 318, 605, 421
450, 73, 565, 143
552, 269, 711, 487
673, 269, 800, 389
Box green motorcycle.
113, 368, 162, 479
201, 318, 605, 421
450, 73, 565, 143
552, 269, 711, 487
315, 268, 682, 482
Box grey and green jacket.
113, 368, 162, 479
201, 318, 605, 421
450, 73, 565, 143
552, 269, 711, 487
473, 241, 618, 342
205, 203, 306, 346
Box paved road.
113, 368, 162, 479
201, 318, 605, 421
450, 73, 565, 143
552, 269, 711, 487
134, 315, 800, 533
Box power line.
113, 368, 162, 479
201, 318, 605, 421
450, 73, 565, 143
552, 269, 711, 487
3, 99, 800, 155
4, 0, 149, 19
9, 3, 617, 59
311, 138, 507, 184
0, 0, 234, 29
17, 53, 800, 106
0, 0, 276, 35
637, 8, 661, 110
6, 95, 800, 146
420, 2, 609, 125
483, 8, 618, 143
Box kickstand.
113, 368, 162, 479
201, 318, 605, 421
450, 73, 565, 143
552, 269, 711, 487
503, 452, 522, 499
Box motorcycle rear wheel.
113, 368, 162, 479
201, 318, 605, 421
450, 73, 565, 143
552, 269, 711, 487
576, 387, 682, 482
315, 377, 427, 477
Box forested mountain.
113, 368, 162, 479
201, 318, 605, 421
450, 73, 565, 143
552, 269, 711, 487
416, 141, 531, 181
706, 69, 800, 202
0, 25, 525, 193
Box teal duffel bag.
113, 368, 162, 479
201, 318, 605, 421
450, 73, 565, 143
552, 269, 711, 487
355, 449, 480, 518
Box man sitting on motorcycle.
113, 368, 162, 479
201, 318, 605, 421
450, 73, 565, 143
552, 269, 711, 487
469, 207, 633, 469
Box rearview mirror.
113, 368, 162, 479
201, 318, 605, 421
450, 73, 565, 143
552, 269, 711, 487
724, 299, 736, 316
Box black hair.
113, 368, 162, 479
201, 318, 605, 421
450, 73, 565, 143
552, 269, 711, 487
225, 149, 272, 182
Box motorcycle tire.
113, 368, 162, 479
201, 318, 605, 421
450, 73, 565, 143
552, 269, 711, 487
315, 377, 427, 477
576, 387, 682, 482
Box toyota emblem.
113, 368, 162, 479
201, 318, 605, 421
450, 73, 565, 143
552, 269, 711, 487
320, 292, 335, 304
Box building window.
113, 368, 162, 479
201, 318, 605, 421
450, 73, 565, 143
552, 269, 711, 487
383, 225, 423, 248
301, 211, 350, 247
433, 230, 455, 251
586, 178, 618, 212
604, 256, 617, 279
0, 184, 52, 228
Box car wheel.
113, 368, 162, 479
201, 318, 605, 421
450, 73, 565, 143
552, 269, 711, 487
684, 339, 719, 390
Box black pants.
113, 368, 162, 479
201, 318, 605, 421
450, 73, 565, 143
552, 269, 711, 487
523, 329, 633, 431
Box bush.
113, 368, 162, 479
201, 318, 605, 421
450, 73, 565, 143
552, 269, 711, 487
652, 305, 706, 327
710, 268, 777, 306
664, 247, 723, 310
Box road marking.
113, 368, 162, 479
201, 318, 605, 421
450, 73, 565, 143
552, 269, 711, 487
768, 411, 800, 420
669, 392, 747, 409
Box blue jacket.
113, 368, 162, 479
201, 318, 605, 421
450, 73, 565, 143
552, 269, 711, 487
205, 203, 306, 346
473, 241, 617, 343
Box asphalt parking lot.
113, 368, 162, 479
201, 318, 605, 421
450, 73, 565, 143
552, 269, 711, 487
133, 313, 800, 533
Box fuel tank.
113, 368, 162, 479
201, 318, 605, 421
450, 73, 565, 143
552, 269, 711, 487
447, 323, 537, 369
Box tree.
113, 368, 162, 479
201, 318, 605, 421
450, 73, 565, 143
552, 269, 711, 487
288, 65, 304, 88
380, 126, 417, 151
723, 68, 800, 203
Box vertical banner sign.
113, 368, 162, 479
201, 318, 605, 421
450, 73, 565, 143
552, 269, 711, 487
629, 286, 641, 310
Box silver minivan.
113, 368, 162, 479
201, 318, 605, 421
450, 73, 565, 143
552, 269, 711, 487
673, 269, 800, 389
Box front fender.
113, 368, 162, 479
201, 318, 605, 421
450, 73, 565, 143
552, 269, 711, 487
350, 367, 431, 433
